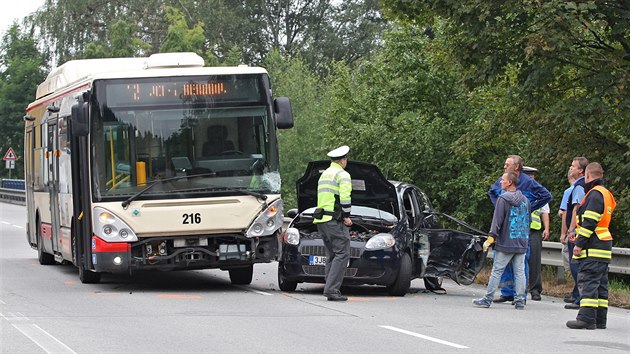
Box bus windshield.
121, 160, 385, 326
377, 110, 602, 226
90, 75, 280, 201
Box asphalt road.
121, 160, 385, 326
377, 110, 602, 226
1, 203, 629, 353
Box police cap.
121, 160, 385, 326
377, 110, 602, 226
327, 145, 350, 159
522, 166, 538, 175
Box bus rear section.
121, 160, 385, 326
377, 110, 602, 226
24, 53, 293, 284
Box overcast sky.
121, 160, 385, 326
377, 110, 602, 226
0, 0, 45, 40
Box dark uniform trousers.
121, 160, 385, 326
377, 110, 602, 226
577, 259, 609, 326
317, 220, 350, 295
528, 228, 543, 294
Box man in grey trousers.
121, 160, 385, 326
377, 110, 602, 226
313, 145, 353, 301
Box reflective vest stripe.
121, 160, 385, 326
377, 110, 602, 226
575, 249, 612, 259
576, 227, 593, 238
580, 298, 599, 308
582, 210, 602, 222
598, 299, 608, 308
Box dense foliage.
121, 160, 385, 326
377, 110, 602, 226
0, 0, 627, 246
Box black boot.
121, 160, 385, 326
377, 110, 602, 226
566, 320, 595, 330
596, 307, 607, 329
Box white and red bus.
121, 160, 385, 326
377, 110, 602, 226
24, 52, 293, 283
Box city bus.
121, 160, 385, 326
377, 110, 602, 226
23, 52, 293, 284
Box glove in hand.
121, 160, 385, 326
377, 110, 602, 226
483, 236, 495, 252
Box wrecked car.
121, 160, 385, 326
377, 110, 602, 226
277, 161, 488, 296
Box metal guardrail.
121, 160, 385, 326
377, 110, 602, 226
3, 187, 628, 275
0, 187, 26, 204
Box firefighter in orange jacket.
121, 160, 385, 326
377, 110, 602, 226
566, 162, 616, 330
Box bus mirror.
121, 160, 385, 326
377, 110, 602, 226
71, 102, 89, 136
274, 97, 294, 129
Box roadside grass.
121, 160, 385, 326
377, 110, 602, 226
475, 264, 630, 309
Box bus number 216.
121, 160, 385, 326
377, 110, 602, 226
183, 213, 202, 224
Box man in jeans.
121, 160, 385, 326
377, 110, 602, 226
474, 171, 530, 310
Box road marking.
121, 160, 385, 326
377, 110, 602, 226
1, 221, 10, 225
12, 224, 25, 229
379, 325, 469, 349
235, 285, 272, 296
157, 294, 204, 299
1, 313, 76, 353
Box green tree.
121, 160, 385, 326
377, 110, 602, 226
83, 20, 151, 59
264, 50, 330, 209
381, 0, 630, 245
0, 24, 48, 179
160, 6, 205, 55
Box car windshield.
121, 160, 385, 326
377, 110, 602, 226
302, 206, 398, 223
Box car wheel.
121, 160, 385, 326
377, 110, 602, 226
388, 253, 412, 296
277, 264, 298, 292
423, 276, 444, 291
229, 265, 253, 285
37, 219, 55, 265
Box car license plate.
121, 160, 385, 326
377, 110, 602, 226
309, 255, 326, 265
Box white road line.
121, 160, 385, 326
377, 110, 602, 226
13, 324, 77, 354
1, 313, 76, 353
379, 325, 469, 349
235, 285, 273, 296
1, 221, 10, 225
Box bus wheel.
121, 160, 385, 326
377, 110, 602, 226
37, 221, 55, 265
229, 265, 253, 285
78, 264, 101, 284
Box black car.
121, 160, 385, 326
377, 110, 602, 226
277, 161, 488, 296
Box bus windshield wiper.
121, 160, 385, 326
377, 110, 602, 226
121, 173, 217, 208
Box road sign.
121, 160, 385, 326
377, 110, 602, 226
3, 147, 17, 161
5, 160, 15, 169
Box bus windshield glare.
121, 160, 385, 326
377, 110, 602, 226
90, 75, 280, 201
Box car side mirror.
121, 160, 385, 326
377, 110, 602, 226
287, 208, 298, 218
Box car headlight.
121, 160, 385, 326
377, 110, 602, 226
93, 207, 138, 242
365, 233, 395, 250
285, 227, 300, 245
246, 199, 284, 238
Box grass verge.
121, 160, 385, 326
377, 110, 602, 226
475, 264, 630, 309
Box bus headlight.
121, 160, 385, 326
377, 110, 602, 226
246, 199, 284, 238
93, 207, 138, 242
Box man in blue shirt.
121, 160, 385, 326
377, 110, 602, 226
559, 171, 576, 273
563, 157, 589, 309
487, 155, 552, 303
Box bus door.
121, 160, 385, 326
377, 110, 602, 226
46, 118, 61, 255
25, 127, 37, 246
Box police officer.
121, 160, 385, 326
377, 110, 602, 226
313, 145, 353, 301
522, 166, 550, 301
566, 162, 616, 330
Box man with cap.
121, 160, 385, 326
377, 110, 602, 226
522, 166, 550, 301
313, 145, 353, 301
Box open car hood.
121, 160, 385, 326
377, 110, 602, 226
296, 161, 399, 215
